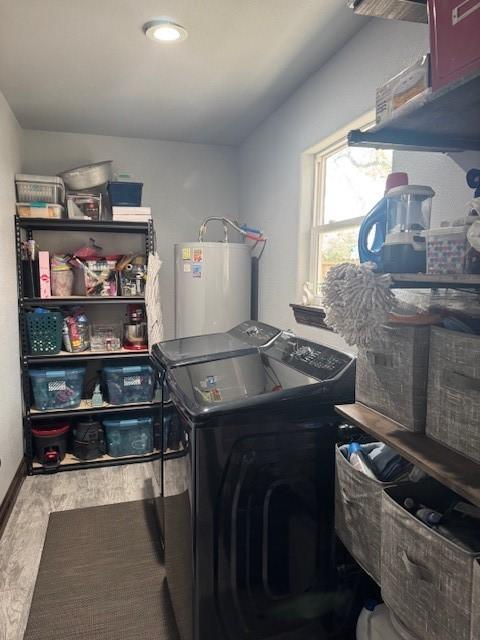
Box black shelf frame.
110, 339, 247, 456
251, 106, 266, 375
23, 295, 145, 307
15, 215, 160, 475
348, 70, 480, 153
30, 450, 162, 475
17, 217, 151, 233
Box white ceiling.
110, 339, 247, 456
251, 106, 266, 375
0, 0, 366, 145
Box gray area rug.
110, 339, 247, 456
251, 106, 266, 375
24, 499, 179, 640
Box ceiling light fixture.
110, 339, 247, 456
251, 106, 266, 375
143, 19, 188, 43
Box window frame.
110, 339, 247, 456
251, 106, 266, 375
308, 112, 388, 301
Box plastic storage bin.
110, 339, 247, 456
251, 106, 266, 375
103, 364, 155, 405
17, 203, 64, 218
103, 416, 153, 457
356, 324, 430, 432
83, 258, 118, 296
335, 444, 409, 584
15, 174, 65, 204
29, 367, 85, 411
26, 310, 63, 355
32, 423, 70, 468
381, 481, 480, 640
426, 327, 480, 463
108, 181, 143, 207
426, 227, 468, 274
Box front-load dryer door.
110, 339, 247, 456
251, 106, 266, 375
216, 425, 336, 640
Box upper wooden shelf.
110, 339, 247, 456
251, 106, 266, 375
348, 70, 480, 152
336, 402, 480, 507
389, 273, 480, 289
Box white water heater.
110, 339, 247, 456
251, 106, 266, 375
175, 242, 251, 338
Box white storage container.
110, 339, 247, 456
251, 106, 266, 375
15, 174, 65, 204
16, 203, 64, 219
425, 226, 468, 274
356, 603, 417, 640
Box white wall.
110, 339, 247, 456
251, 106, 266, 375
21, 130, 240, 338
239, 19, 480, 350
0, 91, 23, 503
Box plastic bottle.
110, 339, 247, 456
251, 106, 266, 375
356, 602, 416, 640
403, 498, 443, 526
348, 442, 378, 479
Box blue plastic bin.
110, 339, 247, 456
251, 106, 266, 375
103, 416, 153, 457
29, 367, 86, 411
108, 181, 143, 207
103, 364, 155, 405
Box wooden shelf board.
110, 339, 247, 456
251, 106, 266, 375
348, 70, 480, 152
29, 399, 161, 419
335, 402, 480, 507
31, 449, 161, 470
289, 303, 333, 331
27, 348, 149, 363
389, 273, 480, 289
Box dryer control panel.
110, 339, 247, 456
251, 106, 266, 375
265, 333, 354, 381
228, 321, 281, 347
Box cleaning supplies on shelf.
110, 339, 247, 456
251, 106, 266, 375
62, 310, 90, 353
356, 601, 417, 640
348, 442, 378, 479
367, 443, 412, 482
382, 185, 434, 273
358, 172, 408, 266
90, 383, 104, 408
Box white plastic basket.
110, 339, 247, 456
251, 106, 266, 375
15, 174, 65, 204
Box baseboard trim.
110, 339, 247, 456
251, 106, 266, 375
0, 458, 26, 539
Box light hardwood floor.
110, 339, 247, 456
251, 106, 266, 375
0, 462, 162, 640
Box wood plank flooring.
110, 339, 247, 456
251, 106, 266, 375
0, 462, 162, 640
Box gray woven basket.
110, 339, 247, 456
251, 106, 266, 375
381, 483, 480, 640
335, 444, 402, 584
356, 324, 430, 432
472, 559, 480, 640
426, 327, 480, 463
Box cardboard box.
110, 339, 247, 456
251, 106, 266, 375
39, 251, 51, 298
376, 55, 430, 124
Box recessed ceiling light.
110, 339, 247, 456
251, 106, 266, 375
143, 20, 188, 43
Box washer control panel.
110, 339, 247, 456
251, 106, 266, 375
266, 333, 353, 381
229, 321, 281, 346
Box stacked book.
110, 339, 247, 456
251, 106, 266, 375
112, 206, 152, 223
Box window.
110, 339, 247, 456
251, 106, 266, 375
310, 122, 392, 297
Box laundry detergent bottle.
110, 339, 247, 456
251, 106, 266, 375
358, 172, 408, 266
356, 602, 417, 640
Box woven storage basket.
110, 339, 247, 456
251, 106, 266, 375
335, 444, 405, 584
381, 482, 480, 640
426, 327, 480, 463
471, 559, 480, 640
26, 311, 63, 355
356, 324, 430, 432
